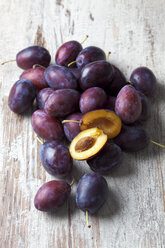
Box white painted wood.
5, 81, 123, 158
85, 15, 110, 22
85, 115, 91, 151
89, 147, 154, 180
0, 0, 165, 247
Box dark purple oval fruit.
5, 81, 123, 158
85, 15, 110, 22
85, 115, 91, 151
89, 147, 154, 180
31, 110, 64, 141
40, 141, 73, 177
79, 87, 107, 113
130, 67, 156, 96
37, 88, 54, 109
44, 65, 77, 90
76, 173, 108, 214
76, 46, 106, 69
16, 46, 51, 70
34, 180, 71, 212
44, 89, 80, 117
106, 65, 127, 96
55, 40, 82, 67
115, 85, 142, 124
113, 125, 150, 152
79, 61, 113, 90
87, 143, 122, 174
20, 67, 48, 90
63, 112, 83, 141
8, 79, 36, 114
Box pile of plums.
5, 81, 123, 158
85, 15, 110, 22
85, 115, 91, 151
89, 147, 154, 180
6, 36, 158, 226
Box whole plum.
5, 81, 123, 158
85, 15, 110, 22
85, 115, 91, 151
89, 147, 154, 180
130, 66, 156, 96
34, 180, 71, 212
79, 87, 107, 113
113, 125, 150, 152
40, 141, 73, 177
16, 46, 51, 70
76, 46, 106, 69
76, 173, 108, 214
44, 89, 80, 117
31, 110, 64, 141
8, 79, 36, 114
115, 85, 142, 124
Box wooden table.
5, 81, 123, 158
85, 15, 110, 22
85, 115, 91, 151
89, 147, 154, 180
0, 0, 165, 247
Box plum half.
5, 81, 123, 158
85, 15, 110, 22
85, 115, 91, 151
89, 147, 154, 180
80, 109, 122, 139
69, 128, 108, 160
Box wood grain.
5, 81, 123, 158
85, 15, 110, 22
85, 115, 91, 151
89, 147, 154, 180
0, 0, 165, 247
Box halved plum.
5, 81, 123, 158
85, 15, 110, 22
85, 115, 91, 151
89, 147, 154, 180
80, 110, 121, 139
69, 128, 107, 160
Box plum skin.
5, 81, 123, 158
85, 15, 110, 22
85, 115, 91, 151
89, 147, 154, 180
44, 65, 77, 90
16, 46, 51, 70
113, 125, 150, 152
31, 110, 64, 141
87, 143, 122, 174
8, 79, 36, 114
20, 67, 48, 91
34, 180, 71, 212
76, 173, 108, 214
44, 89, 80, 117
79, 61, 113, 90
55, 40, 82, 67
79, 87, 107, 113
40, 141, 73, 177
76, 46, 106, 69
63, 113, 83, 141
115, 85, 142, 124
130, 66, 156, 96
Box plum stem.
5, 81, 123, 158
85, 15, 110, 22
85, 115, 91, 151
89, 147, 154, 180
106, 51, 111, 62
1, 59, 16, 65
127, 80, 133, 85
62, 120, 81, 124
33, 64, 46, 69
36, 136, 44, 144
86, 211, 91, 228
70, 177, 75, 187
67, 60, 81, 67
150, 140, 165, 148
81, 35, 89, 45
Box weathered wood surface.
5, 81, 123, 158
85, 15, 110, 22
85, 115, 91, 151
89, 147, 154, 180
0, 0, 165, 247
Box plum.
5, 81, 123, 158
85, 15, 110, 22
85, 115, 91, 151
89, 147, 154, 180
31, 110, 64, 141
76, 46, 106, 69
130, 66, 156, 96
113, 125, 150, 152
79, 87, 107, 113
40, 141, 73, 177
44, 65, 77, 90
69, 128, 108, 160
44, 89, 80, 117
87, 143, 122, 174
34, 180, 71, 212
115, 85, 142, 124
79, 61, 113, 90
8, 79, 36, 114
55, 40, 82, 67
20, 67, 48, 90
76, 173, 108, 214
16, 46, 51, 70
